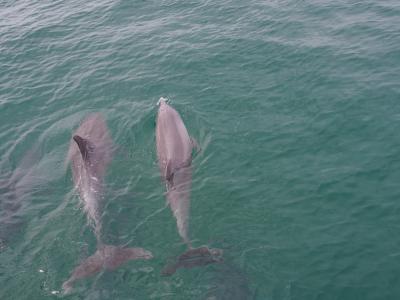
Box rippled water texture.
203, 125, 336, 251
1, 0, 400, 299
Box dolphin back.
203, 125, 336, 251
156, 101, 193, 179
67, 113, 113, 173
67, 113, 113, 235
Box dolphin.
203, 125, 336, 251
63, 113, 152, 292
0, 148, 38, 250
155, 98, 222, 275
0, 143, 60, 250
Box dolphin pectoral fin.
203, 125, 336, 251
62, 245, 153, 293
176, 157, 192, 170
73, 135, 94, 162
161, 246, 223, 276
190, 137, 201, 154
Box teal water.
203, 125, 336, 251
1, 1, 400, 299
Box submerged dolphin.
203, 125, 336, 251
0, 144, 50, 250
155, 98, 222, 275
63, 113, 152, 292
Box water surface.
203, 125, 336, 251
1, 1, 400, 299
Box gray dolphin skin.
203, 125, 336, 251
155, 98, 222, 275
63, 113, 152, 292
0, 145, 47, 250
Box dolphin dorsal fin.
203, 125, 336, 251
73, 135, 94, 163
165, 161, 173, 182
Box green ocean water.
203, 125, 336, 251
1, 0, 400, 299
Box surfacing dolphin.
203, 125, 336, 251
63, 113, 152, 292
155, 98, 222, 275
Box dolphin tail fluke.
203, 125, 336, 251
161, 246, 223, 276
62, 245, 153, 293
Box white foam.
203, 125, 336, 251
157, 97, 168, 106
